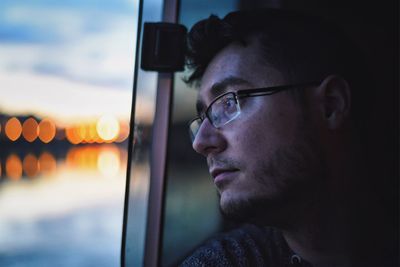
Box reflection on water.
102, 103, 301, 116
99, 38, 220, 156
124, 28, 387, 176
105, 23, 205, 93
65, 145, 127, 177
5, 155, 23, 180
1, 145, 127, 181
0, 144, 128, 267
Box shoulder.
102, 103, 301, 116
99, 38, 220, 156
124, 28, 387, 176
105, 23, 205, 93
180, 224, 290, 267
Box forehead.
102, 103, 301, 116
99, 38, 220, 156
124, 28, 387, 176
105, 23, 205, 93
198, 40, 284, 105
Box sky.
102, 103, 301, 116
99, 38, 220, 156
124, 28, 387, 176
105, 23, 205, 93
0, 0, 141, 125
0, 0, 239, 125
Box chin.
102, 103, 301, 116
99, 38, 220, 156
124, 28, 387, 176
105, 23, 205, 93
219, 190, 288, 226
219, 191, 260, 222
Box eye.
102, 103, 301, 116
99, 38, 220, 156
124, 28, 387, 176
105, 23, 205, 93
223, 96, 237, 115
207, 93, 239, 127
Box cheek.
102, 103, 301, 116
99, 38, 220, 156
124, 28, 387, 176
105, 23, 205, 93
237, 116, 285, 150
227, 122, 273, 165
224, 96, 302, 151
227, 106, 301, 162
253, 103, 300, 146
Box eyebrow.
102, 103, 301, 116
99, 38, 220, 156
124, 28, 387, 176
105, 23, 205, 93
196, 76, 251, 114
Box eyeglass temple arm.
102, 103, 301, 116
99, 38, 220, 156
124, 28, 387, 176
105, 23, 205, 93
237, 81, 320, 98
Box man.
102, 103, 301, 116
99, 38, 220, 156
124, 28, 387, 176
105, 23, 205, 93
181, 9, 397, 267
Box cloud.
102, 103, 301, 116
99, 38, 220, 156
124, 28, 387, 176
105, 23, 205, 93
0, 5, 138, 90
0, 6, 88, 44
0, 24, 57, 44
0, 0, 139, 43
0, 71, 155, 124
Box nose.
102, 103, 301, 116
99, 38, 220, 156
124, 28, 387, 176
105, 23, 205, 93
192, 118, 227, 157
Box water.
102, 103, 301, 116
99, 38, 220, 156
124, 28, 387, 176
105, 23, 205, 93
0, 145, 127, 267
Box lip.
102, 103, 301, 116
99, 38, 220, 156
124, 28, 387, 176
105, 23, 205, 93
210, 168, 239, 186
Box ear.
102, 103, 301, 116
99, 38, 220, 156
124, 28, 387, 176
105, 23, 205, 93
314, 75, 351, 130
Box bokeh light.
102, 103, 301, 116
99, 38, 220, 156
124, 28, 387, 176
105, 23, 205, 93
22, 118, 39, 142
90, 125, 98, 143
97, 115, 120, 142
77, 124, 87, 143
66, 146, 98, 170
81, 125, 90, 143
6, 154, 22, 180
5, 117, 22, 141
38, 152, 57, 175
66, 126, 83, 144
23, 154, 39, 177
85, 147, 98, 168
116, 120, 130, 143
92, 122, 103, 143
65, 147, 80, 168
38, 119, 56, 143
97, 148, 121, 177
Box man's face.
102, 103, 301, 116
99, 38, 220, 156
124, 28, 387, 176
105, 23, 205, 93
192, 40, 323, 224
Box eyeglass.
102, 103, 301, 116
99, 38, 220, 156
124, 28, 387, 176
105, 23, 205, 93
188, 81, 319, 142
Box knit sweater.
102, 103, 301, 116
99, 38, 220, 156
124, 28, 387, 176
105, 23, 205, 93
180, 224, 312, 267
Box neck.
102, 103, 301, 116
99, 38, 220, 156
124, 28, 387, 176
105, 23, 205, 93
282, 201, 353, 267
281, 138, 369, 267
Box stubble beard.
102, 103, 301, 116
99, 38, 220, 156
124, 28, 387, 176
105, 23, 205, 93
220, 125, 326, 228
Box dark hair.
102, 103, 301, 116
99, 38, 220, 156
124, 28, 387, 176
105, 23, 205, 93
184, 9, 374, 129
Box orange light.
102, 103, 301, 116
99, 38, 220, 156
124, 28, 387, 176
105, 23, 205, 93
23, 154, 39, 177
38, 119, 56, 143
86, 146, 98, 168
22, 118, 39, 142
38, 152, 57, 175
66, 146, 99, 170
87, 123, 98, 143
5, 117, 22, 141
116, 120, 130, 143
6, 154, 22, 180
66, 147, 79, 168
65, 126, 83, 144
77, 124, 87, 143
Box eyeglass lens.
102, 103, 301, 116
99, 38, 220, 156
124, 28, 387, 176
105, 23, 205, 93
189, 93, 240, 142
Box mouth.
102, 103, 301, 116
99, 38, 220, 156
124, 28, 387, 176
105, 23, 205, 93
210, 168, 239, 186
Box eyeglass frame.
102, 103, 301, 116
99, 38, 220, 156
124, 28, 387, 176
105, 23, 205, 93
188, 81, 320, 142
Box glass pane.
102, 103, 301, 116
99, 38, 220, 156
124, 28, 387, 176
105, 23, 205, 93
122, 0, 163, 266
0, 0, 138, 266
160, 1, 239, 266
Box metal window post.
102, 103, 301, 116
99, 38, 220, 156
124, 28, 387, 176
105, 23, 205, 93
144, 0, 180, 266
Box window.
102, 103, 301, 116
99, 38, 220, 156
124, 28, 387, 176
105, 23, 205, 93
161, 2, 239, 265
122, 1, 238, 266
0, 1, 138, 266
